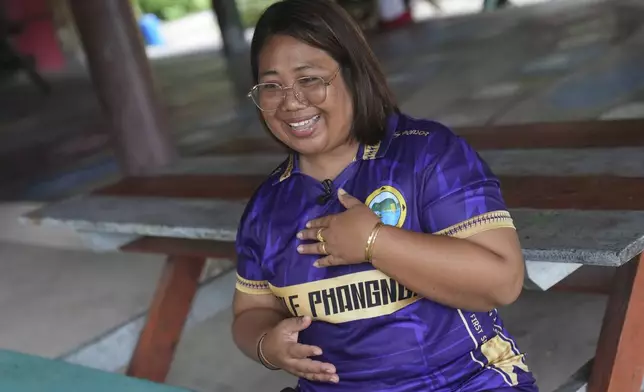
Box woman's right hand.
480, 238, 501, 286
261, 316, 339, 383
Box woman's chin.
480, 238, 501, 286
280, 130, 328, 156
287, 139, 328, 156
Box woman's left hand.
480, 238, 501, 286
297, 189, 382, 267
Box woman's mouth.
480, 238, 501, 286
287, 115, 321, 134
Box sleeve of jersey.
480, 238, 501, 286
420, 134, 515, 238
235, 202, 272, 295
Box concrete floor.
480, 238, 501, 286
2, 0, 644, 390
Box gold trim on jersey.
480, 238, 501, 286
362, 142, 381, 160
434, 210, 515, 239
269, 269, 420, 324
278, 154, 295, 182
480, 335, 530, 386
236, 273, 272, 295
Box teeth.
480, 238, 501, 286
289, 115, 319, 129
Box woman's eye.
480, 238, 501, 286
261, 84, 281, 91
298, 77, 321, 88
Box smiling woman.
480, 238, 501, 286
230, 1, 539, 392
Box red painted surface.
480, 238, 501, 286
4, 0, 64, 71
379, 11, 413, 30
377, 0, 414, 31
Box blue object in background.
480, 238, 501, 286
139, 13, 165, 46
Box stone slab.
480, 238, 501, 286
514, 209, 644, 266
22, 196, 245, 243
22, 196, 644, 267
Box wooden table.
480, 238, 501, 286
22, 119, 644, 391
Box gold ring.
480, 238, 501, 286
320, 242, 328, 255
316, 228, 326, 243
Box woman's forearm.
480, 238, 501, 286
371, 226, 523, 311
232, 308, 286, 361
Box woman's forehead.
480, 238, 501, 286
258, 35, 336, 75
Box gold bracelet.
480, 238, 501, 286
257, 332, 280, 370
365, 222, 384, 263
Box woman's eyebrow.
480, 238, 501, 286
259, 69, 279, 78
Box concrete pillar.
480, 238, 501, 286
69, 0, 177, 175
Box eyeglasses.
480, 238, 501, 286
248, 68, 341, 112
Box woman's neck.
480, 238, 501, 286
299, 141, 359, 182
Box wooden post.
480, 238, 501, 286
69, 0, 177, 175
211, 0, 254, 116
126, 256, 206, 382
588, 253, 644, 392
211, 0, 246, 57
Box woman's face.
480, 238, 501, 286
256, 35, 354, 157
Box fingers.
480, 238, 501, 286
296, 371, 339, 383
297, 228, 324, 241
337, 188, 361, 208
306, 215, 333, 229
296, 370, 339, 384
290, 358, 338, 383
313, 255, 342, 268
297, 242, 328, 255
288, 343, 322, 359
285, 344, 338, 383
280, 316, 312, 333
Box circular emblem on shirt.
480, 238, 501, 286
365, 186, 407, 228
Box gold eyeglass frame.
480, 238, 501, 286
247, 68, 341, 112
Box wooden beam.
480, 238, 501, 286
456, 119, 644, 150
203, 119, 644, 154
94, 174, 644, 211
121, 237, 237, 260
95, 174, 266, 200
126, 255, 205, 382
588, 253, 644, 392
551, 266, 615, 295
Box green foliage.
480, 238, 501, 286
131, 0, 212, 21
130, 0, 278, 25
239, 1, 278, 28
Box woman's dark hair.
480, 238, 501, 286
250, 0, 399, 146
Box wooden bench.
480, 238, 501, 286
0, 349, 192, 391
22, 119, 644, 391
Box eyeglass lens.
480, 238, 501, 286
251, 77, 327, 111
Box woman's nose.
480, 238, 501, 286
282, 87, 307, 111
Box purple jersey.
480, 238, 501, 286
235, 113, 538, 392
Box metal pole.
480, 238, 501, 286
69, 0, 177, 175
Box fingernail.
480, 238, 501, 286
338, 188, 347, 196
296, 232, 303, 239
314, 349, 322, 356
306, 222, 311, 228
313, 261, 320, 268
297, 245, 303, 253
330, 375, 339, 383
